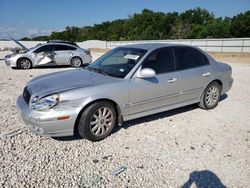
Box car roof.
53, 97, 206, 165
120, 43, 195, 50
38, 42, 80, 49
30, 42, 81, 52
47, 40, 79, 47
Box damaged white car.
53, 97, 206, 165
4, 39, 92, 69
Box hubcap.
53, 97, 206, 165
20, 59, 31, 69
72, 58, 81, 67
205, 86, 219, 107
90, 107, 113, 136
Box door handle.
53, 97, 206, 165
202, 72, 211, 77
168, 78, 177, 83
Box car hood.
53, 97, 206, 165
27, 69, 120, 97
10, 38, 28, 50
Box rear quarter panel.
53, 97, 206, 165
70, 49, 92, 64
209, 58, 233, 94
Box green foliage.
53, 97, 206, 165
170, 19, 192, 39
203, 18, 231, 38
21, 8, 250, 41
230, 11, 250, 37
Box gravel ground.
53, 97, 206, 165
0, 51, 249, 188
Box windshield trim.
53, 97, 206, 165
85, 66, 113, 77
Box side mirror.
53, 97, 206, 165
139, 68, 156, 78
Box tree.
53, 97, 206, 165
23, 8, 250, 41
180, 7, 214, 25
230, 11, 250, 37
170, 19, 192, 39
20, 37, 30, 41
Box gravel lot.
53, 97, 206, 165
0, 51, 249, 187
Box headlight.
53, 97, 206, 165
5, 54, 16, 58
31, 94, 59, 111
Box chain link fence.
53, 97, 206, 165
106, 38, 250, 53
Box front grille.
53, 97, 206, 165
23, 86, 31, 104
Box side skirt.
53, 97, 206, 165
122, 98, 199, 122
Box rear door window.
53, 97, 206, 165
173, 47, 207, 70
53, 45, 71, 51
68, 46, 77, 51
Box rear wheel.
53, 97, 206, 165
70, 57, 82, 68
199, 81, 222, 109
78, 101, 117, 141
17, 58, 32, 69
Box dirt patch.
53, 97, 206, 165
90, 48, 110, 53
208, 52, 250, 64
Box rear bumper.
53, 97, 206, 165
84, 55, 92, 64
16, 95, 76, 137
222, 77, 233, 94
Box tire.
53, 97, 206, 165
78, 101, 117, 141
70, 56, 82, 68
17, 58, 32, 69
199, 81, 222, 110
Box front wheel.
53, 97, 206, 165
199, 82, 222, 109
78, 102, 117, 141
17, 58, 32, 69
70, 57, 82, 68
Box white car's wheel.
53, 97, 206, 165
70, 57, 82, 68
17, 58, 32, 69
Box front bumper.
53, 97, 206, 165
5, 58, 13, 67
5, 56, 17, 67
16, 95, 77, 137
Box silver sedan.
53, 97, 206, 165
16, 43, 233, 141
5, 39, 92, 69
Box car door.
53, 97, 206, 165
173, 46, 213, 103
129, 47, 180, 114
33, 44, 54, 65
53, 45, 74, 65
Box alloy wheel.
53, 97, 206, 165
20, 59, 31, 69
205, 86, 219, 107
71, 57, 82, 67
89, 107, 114, 136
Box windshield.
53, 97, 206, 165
29, 43, 42, 52
86, 47, 147, 78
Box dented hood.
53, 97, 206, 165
10, 37, 28, 50
27, 69, 119, 97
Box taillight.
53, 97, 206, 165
85, 49, 91, 55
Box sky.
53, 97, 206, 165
0, 0, 249, 39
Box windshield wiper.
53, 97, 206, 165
85, 66, 110, 76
